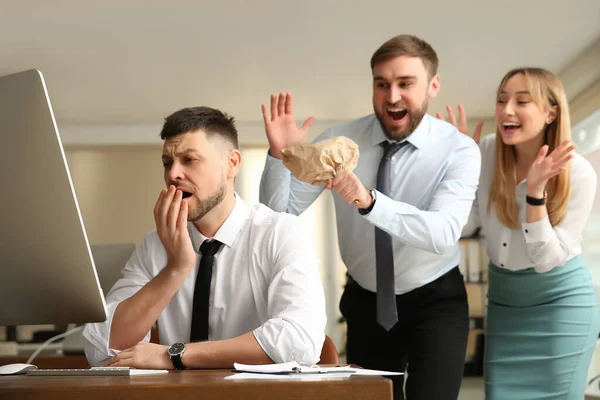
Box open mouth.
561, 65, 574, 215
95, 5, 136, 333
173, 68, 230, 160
503, 122, 521, 133
181, 191, 193, 199
387, 108, 408, 121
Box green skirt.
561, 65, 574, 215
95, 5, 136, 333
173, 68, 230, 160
486, 255, 599, 400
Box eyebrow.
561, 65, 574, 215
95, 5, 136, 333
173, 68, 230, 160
161, 149, 202, 159
373, 75, 417, 81
499, 90, 531, 95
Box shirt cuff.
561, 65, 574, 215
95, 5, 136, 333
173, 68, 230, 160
522, 217, 553, 243
361, 190, 397, 226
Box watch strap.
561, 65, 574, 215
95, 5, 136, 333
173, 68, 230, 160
358, 189, 376, 215
526, 191, 547, 206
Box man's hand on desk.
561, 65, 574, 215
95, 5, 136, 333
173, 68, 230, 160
103, 342, 173, 370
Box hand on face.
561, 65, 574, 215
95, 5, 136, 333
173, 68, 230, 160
153, 185, 196, 271
261, 92, 315, 159
327, 171, 372, 209
103, 342, 172, 370
526, 139, 575, 196
436, 104, 484, 144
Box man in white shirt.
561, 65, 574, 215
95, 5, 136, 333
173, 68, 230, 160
83, 106, 327, 369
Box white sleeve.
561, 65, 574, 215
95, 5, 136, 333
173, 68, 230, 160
252, 215, 327, 365
522, 161, 597, 273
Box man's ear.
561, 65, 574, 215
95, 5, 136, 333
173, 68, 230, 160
227, 149, 242, 179
428, 74, 440, 99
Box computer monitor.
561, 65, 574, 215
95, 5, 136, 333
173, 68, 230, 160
0, 69, 107, 326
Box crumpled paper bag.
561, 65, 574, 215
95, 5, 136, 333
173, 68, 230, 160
281, 136, 359, 186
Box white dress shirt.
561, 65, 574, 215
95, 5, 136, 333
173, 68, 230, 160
260, 114, 481, 294
462, 134, 597, 272
83, 194, 326, 366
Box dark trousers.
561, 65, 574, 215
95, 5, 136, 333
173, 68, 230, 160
340, 267, 469, 400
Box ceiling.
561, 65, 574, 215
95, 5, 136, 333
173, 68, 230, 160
1, 0, 600, 126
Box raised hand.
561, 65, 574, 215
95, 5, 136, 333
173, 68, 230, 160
527, 139, 575, 197
153, 185, 196, 272
261, 92, 315, 159
436, 104, 484, 144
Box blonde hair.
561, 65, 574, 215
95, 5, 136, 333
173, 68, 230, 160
488, 67, 571, 228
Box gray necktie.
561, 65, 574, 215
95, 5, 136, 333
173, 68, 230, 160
375, 140, 408, 331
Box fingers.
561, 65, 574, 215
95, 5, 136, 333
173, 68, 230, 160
435, 112, 444, 121
168, 189, 183, 232
103, 350, 131, 367
301, 116, 315, 132
270, 94, 277, 122
473, 121, 484, 144
446, 105, 458, 127
178, 198, 188, 230
277, 92, 285, 116
330, 172, 363, 205
330, 171, 347, 189
153, 188, 167, 227
552, 141, 575, 166
261, 104, 270, 127
457, 104, 467, 133
156, 187, 176, 233
284, 92, 293, 114
326, 179, 333, 190
534, 145, 549, 165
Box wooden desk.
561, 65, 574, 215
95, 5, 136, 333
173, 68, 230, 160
0, 369, 393, 400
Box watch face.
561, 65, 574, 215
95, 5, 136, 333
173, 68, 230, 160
168, 342, 185, 356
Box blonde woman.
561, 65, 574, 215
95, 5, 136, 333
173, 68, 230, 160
441, 68, 599, 399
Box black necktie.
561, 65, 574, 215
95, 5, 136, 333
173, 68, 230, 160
190, 239, 223, 342
375, 141, 408, 331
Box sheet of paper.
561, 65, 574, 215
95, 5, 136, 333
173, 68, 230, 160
225, 372, 353, 381
232, 361, 299, 374
232, 362, 403, 376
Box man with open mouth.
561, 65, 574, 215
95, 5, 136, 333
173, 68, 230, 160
259, 34, 481, 400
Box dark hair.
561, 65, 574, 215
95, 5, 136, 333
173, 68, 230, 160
370, 34, 439, 80
159, 106, 238, 149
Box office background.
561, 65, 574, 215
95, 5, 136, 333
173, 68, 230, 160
1, 1, 600, 397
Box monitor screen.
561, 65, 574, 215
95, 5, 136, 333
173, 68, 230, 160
0, 69, 107, 326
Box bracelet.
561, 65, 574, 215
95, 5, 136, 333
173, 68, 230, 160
526, 191, 546, 206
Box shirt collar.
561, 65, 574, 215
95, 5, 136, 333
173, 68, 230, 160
188, 193, 249, 252
371, 113, 431, 149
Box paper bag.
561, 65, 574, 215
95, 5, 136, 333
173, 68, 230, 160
281, 136, 359, 186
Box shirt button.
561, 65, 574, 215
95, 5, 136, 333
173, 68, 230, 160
500, 264, 504, 267
209, 301, 213, 306
503, 243, 507, 246
525, 229, 529, 233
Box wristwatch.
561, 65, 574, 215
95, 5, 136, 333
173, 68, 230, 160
168, 342, 187, 370
526, 191, 547, 206
358, 189, 377, 215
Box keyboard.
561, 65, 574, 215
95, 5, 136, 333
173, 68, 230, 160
27, 366, 169, 376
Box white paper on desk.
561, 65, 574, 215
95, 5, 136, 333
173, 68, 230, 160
232, 361, 355, 374
232, 362, 402, 376
225, 372, 353, 381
